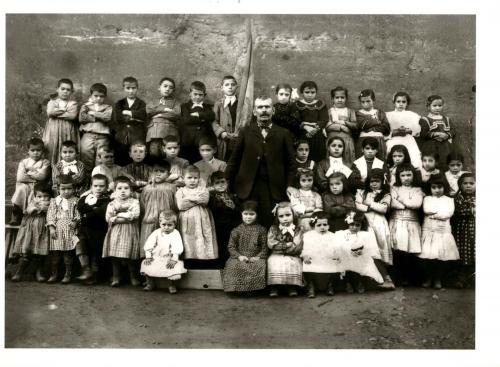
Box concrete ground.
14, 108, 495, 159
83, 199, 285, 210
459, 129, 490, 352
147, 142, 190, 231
5, 281, 474, 349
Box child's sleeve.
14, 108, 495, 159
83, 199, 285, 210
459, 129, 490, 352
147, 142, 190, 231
51, 164, 60, 192
126, 199, 141, 221
227, 227, 242, 258
315, 161, 329, 192
355, 190, 369, 212
46, 199, 57, 227
79, 103, 95, 124
454, 196, 474, 217
314, 192, 323, 212
419, 117, 431, 140
267, 226, 285, 252
30, 160, 51, 181
345, 108, 358, 132
131, 99, 147, 122
434, 197, 455, 220
445, 116, 455, 140
16, 160, 32, 183
323, 194, 347, 217
94, 105, 113, 123
285, 230, 304, 256
175, 189, 196, 211
212, 102, 225, 137
349, 164, 364, 191
287, 187, 305, 215
146, 101, 162, 120
198, 105, 216, 123
143, 230, 157, 259
390, 187, 406, 209
256, 226, 269, 259
170, 230, 184, 260
422, 197, 435, 215
72, 161, 88, 187
400, 188, 424, 209
73, 201, 81, 225
160, 101, 181, 121
377, 111, 391, 135
105, 202, 116, 223
369, 194, 391, 214
60, 101, 78, 121
317, 103, 329, 129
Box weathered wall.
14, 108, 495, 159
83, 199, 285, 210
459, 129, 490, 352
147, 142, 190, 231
5, 14, 475, 183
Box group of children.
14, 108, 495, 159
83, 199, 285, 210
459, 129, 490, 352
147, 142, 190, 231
8, 75, 475, 298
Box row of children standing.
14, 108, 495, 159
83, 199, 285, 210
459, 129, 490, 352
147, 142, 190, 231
9, 75, 475, 296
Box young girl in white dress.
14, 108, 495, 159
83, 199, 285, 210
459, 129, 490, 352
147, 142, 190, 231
301, 211, 343, 298
419, 174, 459, 289
355, 168, 395, 289
386, 91, 422, 169
102, 176, 141, 287
140, 210, 187, 293
287, 168, 323, 231
389, 163, 424, 286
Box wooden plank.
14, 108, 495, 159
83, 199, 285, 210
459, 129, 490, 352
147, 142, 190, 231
156, 269, 223, 290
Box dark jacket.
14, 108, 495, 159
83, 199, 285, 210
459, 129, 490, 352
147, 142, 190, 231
113, 97, 147, 144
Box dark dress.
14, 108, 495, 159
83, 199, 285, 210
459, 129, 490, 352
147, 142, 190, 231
452, 192, 475, 265
222, 223, 268, 292
272, 102, 302, 141
322, 192, 355, 232
355, 109, 391, 160
295, 100, 329, 162
418, 114, 454, 171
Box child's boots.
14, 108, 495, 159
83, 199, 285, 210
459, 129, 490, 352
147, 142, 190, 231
47, 254, 60, 283
11, 256, 29, 282
33, 257, 47, 282
306, 282, 316, 298
143, 276, 155, 291
128, 261, 141, 287
61, 253, 73, 284
168, 280, 177, 294
76, 254, 92, 281
326, 276, 335, 296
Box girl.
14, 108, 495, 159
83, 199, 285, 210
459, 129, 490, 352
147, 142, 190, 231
325, 86, 357, 165
333, 211, 384, 293
445, 151, 467, 197
140, 160, 177, 258
452, 173, 475, 288
295, 139, 315, 172
10, 184, 51, 282
287, 168, 323, 232
295, 81, 329, 162
355, 89, 391, 160
419, 174, 459, 289
355, 168, 395, 289
272, 83, 302, 140
419, 151, 440, 185
389, 164, 424, 286
222, 200, 268, 294
102, 176, 141, 287
10, 137, 50, 225
322, 172, 355, 233
267, 202, 304, 297
52, 140, 87, 197
315, 136, 361, 193
418, 95, 454, 171
175, 165, 218, 267
43, 78, 79, 166
46, 175, 80, 284
386, 145, 412, 186
386, 91, 422, 169
301, 211, 343, 298
141, 210, 187, 293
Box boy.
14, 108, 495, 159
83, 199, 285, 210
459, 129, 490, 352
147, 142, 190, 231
352, 137, 388, 185
121, 141, 152, 192
194, 137, 227, 188
113, 76, 147, 166
162, 135, 188, 187
212, 75, 239, 160
146, 77, 181, 159
180, 81, 216, 163
52, 140, 87, 197
79, 83, 113, 172
91, 146, 123, 192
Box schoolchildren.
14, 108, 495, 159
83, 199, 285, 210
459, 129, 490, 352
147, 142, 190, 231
352, 137, 386, 186
322, 172, 355, 233
222, 200, 268, 294
180, 81, 216, 164
295, 139, 315, 172
113, 76, 147, 166
146, 77, 181, 159
43, 78, 79, 166
91, 146, 123, 192
419, 151, 440, 185
212, 75, 240, 160
162, 135, 189, 187
121, 141, 152, 192
193, 137, 227, 188
141, 210, 187, 293
51, 140, 87, 197
10, 137, 50, 225
287, 168, 323, 231
445, 151, 467, 197
386, 145, 412, 186
79, 83, 113, 172
272, 83, 302, 140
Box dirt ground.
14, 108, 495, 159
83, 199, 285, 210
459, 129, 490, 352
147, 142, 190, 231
5, 281, 474, 349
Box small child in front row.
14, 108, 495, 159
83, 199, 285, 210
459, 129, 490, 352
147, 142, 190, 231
386, 145, 412, 186
452, 173, 475, 288
162, 135, 189, 187
91, 146, 123, 192
389, 164, 424, 286
301, 211, 343, 298
419, 151, 440, 185
194, 137, 227, 188
140, 210, 187, 293
287, 168, 323, 231
355, 168, 395, 289
46, 175, 80, 284
419, 174, 459, 289
52, 140, 87, 197
322, 172, 355, 232
121, 141, 152, 193
222, 200, 268, 294
445, 151, 467, 197
175, 165, 218, 268
10, 137, 50, 225
10, 184, 51, 282
267, 202, 304, 297
102, 176, 142, 287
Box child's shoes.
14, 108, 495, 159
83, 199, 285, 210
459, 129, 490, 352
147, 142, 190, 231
76, 266, 92, 281
345, 282, 354, 294
61, 269, 72, 284
379, 275, 395, 290
111, 278, 121, 287
168, 285, 178, 294
269, 287, 278, 297
36, 269, 47, 283
143, 284, 154, 291
356, 282, 365, 294
288, 287, 298, 297
433, 279, 442, 289
307, 284, 316, 298
11, 257, 29, 282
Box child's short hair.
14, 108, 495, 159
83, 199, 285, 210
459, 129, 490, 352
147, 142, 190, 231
151, 159, 171, 172
310, 211, 329, 227
393, 91, 411, 105
129, 141, 147, 150
159, 77, 176, 88
190, 81, 206, 94
97, 145, 114, 157
90, 83, 107, 96
327, 136, 346, 148
425, 173, 450, 196
33, 183, 52, 197
122, 76, 139, 87
61, 140, 78, 152
346, 210, 369, 231
295, 139, 310, 149
387, 145, 411, 167
426, 95, 443, 107
28, 137, 44, 149
394, 163, 420, 187
58, 174, 74, 186
58, 78, 74, 90
198, 136, 217, 148
457, 172, 475, 190
421, 150, 440, 162
163, 135, 180, 145
358, 89, 376, 101
296, 168, 314, 179
209, 171, 226, 185
272, 201, 298, 226
241, 200, 258, 213
446, 151, 464, 164
328, 172, 349, 194
222, 75, 237, 84
361, 137, 379, 150
299, 81, 318, 93
114, 175, 133, 188
91, 173, 109, 186
183, 165, 200, 177
159, 209, 177, 224
330, 86, 348, 99
275, 83, 293, 94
